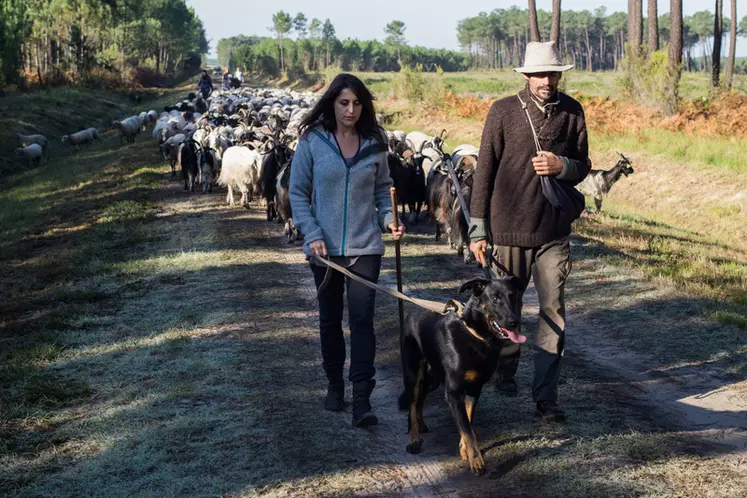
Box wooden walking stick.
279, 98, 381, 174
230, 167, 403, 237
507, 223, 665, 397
390, 187, 405, 337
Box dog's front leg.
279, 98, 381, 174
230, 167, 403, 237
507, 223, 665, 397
459, 393, 480, 461
446, 387, 484, 475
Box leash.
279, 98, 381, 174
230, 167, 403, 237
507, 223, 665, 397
313, 256, 463, 316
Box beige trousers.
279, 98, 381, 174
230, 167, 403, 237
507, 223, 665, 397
492, 236, 571, 403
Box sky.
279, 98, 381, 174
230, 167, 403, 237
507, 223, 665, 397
188, 0, 746, 58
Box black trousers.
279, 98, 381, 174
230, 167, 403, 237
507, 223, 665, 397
310, 255, 381, 384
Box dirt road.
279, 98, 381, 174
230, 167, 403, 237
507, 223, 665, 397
2, 137, 745, 496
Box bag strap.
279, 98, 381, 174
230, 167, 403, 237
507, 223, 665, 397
516, 94, 543, 154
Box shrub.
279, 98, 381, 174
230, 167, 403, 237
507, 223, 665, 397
619, 45, 676, 112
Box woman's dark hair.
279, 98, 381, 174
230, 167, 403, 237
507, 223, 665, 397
299, 73, 384, 143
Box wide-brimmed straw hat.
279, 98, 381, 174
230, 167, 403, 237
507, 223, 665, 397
514, 41, 574, 74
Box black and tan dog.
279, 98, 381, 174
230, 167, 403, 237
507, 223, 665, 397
399, 277, 526, 475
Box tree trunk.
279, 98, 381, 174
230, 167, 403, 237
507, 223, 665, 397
725, 0, 736, 90
585, 27, 592, 70
550, 0, 561, 48
279, 35, 285, 72
647, 0, 659, 55
628, 0, 643, 57
712, 0, 723, 88
528, 0, 541, 42
665, 0, 683, 114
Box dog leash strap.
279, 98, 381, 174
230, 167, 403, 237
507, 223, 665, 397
313, 256, 455, 315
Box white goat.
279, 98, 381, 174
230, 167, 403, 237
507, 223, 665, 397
217, 146, 262, 207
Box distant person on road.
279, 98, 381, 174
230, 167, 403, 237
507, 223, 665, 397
234, 69, 243, 85
469, 41, 590, 423
223, 70, 231, 90
289, 73, 405, 428
197, 69, 213, 99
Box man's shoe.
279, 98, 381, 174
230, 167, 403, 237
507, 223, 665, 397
535, 401, 566, 422
323, 383, 344, 412
495, 377, 519, 397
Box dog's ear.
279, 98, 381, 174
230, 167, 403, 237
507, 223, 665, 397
458, 278, 491, 296
509, 275, 525, 293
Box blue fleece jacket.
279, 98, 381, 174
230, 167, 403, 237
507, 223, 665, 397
289, 127, 394, 257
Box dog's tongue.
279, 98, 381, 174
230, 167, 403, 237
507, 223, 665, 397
502, 328, 527, 344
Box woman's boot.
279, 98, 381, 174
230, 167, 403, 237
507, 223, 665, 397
352, 379, 378, 427
324, 380, 344, 412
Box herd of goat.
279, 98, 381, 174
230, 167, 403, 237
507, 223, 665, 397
13, 86, 634, 261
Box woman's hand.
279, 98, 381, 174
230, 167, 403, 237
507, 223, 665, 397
388, 223, 406, 241
309, 240, 327, 258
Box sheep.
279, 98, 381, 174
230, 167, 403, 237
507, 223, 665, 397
217, 145, 262, 208
113, 116, 140, 144
62, 129, 95, 150
137, 112, 148, 130
153, 120, 173, 143
17, 133, 49, 150
161, 134, 186, 177
14, 144, 44, 167
167, 115, 186, 131
147, 110, 158, 125
84, 128, 100, 141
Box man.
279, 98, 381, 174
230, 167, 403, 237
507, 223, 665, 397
197, 69, 213, 99
468, 41, 590, 423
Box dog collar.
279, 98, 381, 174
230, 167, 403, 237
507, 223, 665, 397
444, 299, 464, 317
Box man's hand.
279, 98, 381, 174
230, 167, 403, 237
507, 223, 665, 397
532, 151, 563, 176
388, 223, 406, 241
469, 240, 488, 267
309, 240, 327, 258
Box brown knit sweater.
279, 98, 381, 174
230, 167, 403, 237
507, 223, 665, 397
469, 86, 589, 247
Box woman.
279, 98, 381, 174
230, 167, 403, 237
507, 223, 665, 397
290, 73, 404, 428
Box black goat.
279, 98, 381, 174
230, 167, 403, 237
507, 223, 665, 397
388, 152, 427, 223
576, 153, 634, 212
260, 143, 293, 222
449, 173, 475, 264
275, 163, 301, 243
427, 169, 454, 243
200, 149, 218, 193
179, 140, 202, 192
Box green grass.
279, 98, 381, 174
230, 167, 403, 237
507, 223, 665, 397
592, 129, 747, 173
355, 70, 747, 101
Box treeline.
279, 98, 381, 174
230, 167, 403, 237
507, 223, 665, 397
0, 0, 208, 89
458, 7, 747, 72
217, 15, 467, 75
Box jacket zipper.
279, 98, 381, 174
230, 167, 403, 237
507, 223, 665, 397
341, 167, 350, 254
